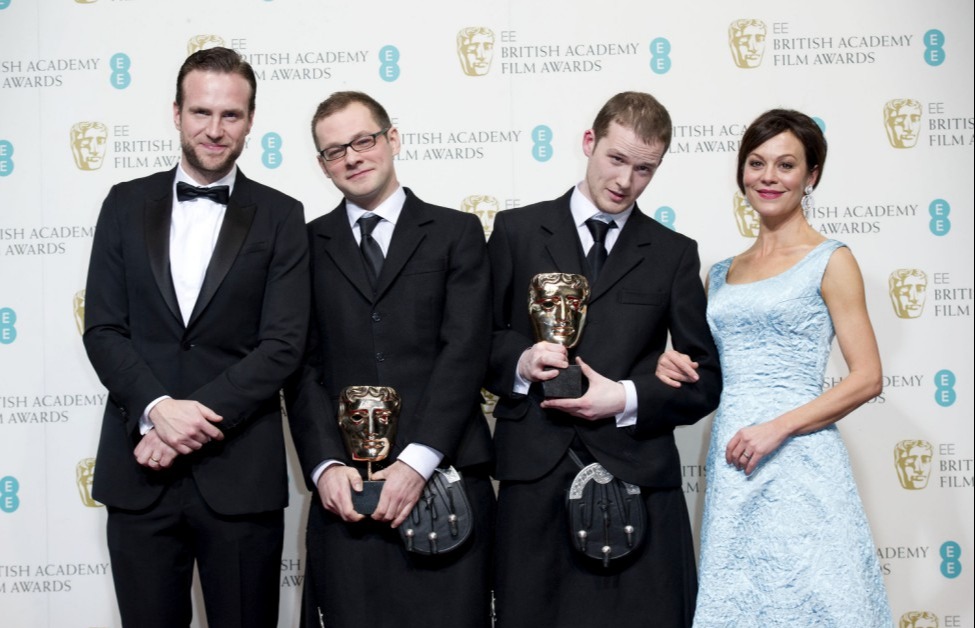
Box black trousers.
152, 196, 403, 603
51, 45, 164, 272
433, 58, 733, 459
106, 472, 284, 628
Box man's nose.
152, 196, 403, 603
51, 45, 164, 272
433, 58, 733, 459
206, 116, 223, 138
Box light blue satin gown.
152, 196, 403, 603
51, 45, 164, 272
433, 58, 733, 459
693, 240, 892, 627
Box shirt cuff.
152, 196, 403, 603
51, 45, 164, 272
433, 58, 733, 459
513, 365, 531, 395
615, 380, 638, 428
311, 459, 345, 487
140, 396, 170, 435
397, 443, 444, 481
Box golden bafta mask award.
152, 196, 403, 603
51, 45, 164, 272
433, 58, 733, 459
338, 385, 400, 515
529, 272, 590, 398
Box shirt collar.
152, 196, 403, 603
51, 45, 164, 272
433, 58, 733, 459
175, 163, 237, 195
346, 185, 407, 228
570, 183, 634, 229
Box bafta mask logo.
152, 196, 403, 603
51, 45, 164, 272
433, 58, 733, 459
728, 19, 767, 68
461, 195, 500, 239
900, 611, 939, 628
889, 269, 927, 319
338, 386, 401, 462
894, 440, 934, 490
76, 458, 102, 508
733, 191, 760, 238
457, 27, 495, 76
70, 122, 108, 171
884, 99, 922, 148
529, 273, 590, 349
73, 289, 86, 335
186, 34, 226, 56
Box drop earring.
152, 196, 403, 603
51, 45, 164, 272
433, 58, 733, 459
801, 185, 814, 211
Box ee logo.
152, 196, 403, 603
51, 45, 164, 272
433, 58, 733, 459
261, 133, 282, 169
0, 476, 19, 513
0, 307, 16, 344
649, 38, 671, 75
379, 45, 400, 82
929, 199, 950, 236
940, 541, 961, 579
933, 369, 956, 407
110, 53, 131, 90
655, 206, 676, 230
924, 29, 945, 67
0, 140, 13, 176
531, 125, 552, 162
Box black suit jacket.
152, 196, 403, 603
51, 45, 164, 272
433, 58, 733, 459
83, 167, 309, 515
286, 189, 493, 487
487, 189, 721, 487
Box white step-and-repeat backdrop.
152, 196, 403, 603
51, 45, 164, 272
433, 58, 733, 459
1, 0, 972, 626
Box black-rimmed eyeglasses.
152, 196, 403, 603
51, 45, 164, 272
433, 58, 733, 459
317, 127, 390, 161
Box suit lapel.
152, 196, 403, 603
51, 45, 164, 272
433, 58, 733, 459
188, 170, 256, 325
590, 207, 653, 304
144, 171, 182, 324
318, 202, 375, 302
374, 191, 429, 300
541, 193, 586, 275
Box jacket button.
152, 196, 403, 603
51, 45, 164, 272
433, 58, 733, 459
375, 352, 385, 362
181, 342, 192, 351
371, 312, 381, 322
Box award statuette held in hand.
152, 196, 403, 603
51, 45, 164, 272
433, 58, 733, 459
337, 385, 401, 515
529, 272, 590, 398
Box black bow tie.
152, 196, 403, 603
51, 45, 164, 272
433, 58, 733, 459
176, 181, 230, 205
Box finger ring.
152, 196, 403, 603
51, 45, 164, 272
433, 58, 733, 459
742, 452, 752, 459
150, 457, 161, 463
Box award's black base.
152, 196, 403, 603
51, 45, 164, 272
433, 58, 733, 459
351, 481, 384, 515
542, 364, 584, 398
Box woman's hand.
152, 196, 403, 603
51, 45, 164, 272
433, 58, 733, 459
655, 350, 700, 388
726, 420, 791, 475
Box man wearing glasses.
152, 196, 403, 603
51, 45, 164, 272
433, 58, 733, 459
286, 91, 495, 628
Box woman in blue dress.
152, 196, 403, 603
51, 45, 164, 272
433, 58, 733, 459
657, 110, 892, 627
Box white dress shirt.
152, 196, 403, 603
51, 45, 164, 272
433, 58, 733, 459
140, 164, 236, 433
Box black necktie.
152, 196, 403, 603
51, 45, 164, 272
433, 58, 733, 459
358, 214, 385, 286
585, 218, 616, 280
176, 181, 230, 205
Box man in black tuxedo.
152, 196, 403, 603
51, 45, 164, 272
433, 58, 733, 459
286, 92, 494, 627
487, 92, 722, 628
83, 47, 309, 628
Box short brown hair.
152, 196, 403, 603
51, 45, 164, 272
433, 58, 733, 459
591, 91, 672, 152
175, 47, 256, 113
737, 109, 827, 193
310, 91, 392, 150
